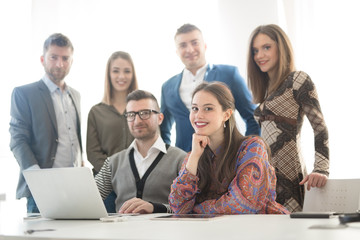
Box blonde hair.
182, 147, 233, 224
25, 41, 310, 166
102, 51, 138, 105
247, 24, 295, 103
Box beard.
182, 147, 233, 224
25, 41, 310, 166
130, 124, 158, 141
45, 67, 69, 84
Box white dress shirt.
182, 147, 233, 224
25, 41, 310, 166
129, 136, 167, 178
179, 63, 208, 111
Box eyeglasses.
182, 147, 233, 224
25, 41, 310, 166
124, 109, 160, 122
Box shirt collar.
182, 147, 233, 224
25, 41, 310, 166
42, 75, 68, 93
129, 135, 167, 155
183, 62, 208, 78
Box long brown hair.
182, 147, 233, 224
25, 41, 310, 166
247, 24, 295, 104
192, 82, 246, 202
102, 51, 138, 105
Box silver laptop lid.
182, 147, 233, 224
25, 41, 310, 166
23, 167, 108, 219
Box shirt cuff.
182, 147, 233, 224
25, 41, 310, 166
25, 164, 41, 170
150, 202, 168, 213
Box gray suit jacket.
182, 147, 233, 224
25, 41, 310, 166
9, 80, 82, 199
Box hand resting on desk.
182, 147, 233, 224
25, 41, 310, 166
119, 197, 154, 214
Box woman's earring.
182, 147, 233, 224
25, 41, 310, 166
224, 122, 226, 128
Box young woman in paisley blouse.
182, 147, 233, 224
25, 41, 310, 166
247, 24, 329, 212
169, 81, 289, 214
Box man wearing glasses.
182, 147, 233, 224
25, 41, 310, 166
95, 90, 186, 213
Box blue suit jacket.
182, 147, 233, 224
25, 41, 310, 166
9, 80, 82, 199
160, 64, 260, 152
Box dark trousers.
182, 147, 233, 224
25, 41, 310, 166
104, 191, 117, 213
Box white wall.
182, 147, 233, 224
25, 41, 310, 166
1, 0, 359, 200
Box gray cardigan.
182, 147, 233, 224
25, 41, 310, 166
95, 145, 186, 212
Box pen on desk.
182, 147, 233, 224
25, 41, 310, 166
24, 229, 56, 234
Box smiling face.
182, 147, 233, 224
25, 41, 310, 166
110, 57, 133, 94
252, 33, 279, 80
190, 90, 231, 140
126, 98, 163, 141
175, 30, 207, 75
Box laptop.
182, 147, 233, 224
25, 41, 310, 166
23, 167, 109, 219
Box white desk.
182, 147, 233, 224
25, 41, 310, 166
0, 209, 359, 240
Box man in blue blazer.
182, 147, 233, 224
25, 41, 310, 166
9, 33, 82, 213
160, 24, 260, 152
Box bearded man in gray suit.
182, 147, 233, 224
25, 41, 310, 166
9, 33, 82, 213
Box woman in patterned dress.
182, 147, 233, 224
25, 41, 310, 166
169, 81, 289, 214
247, 24, 329, 212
